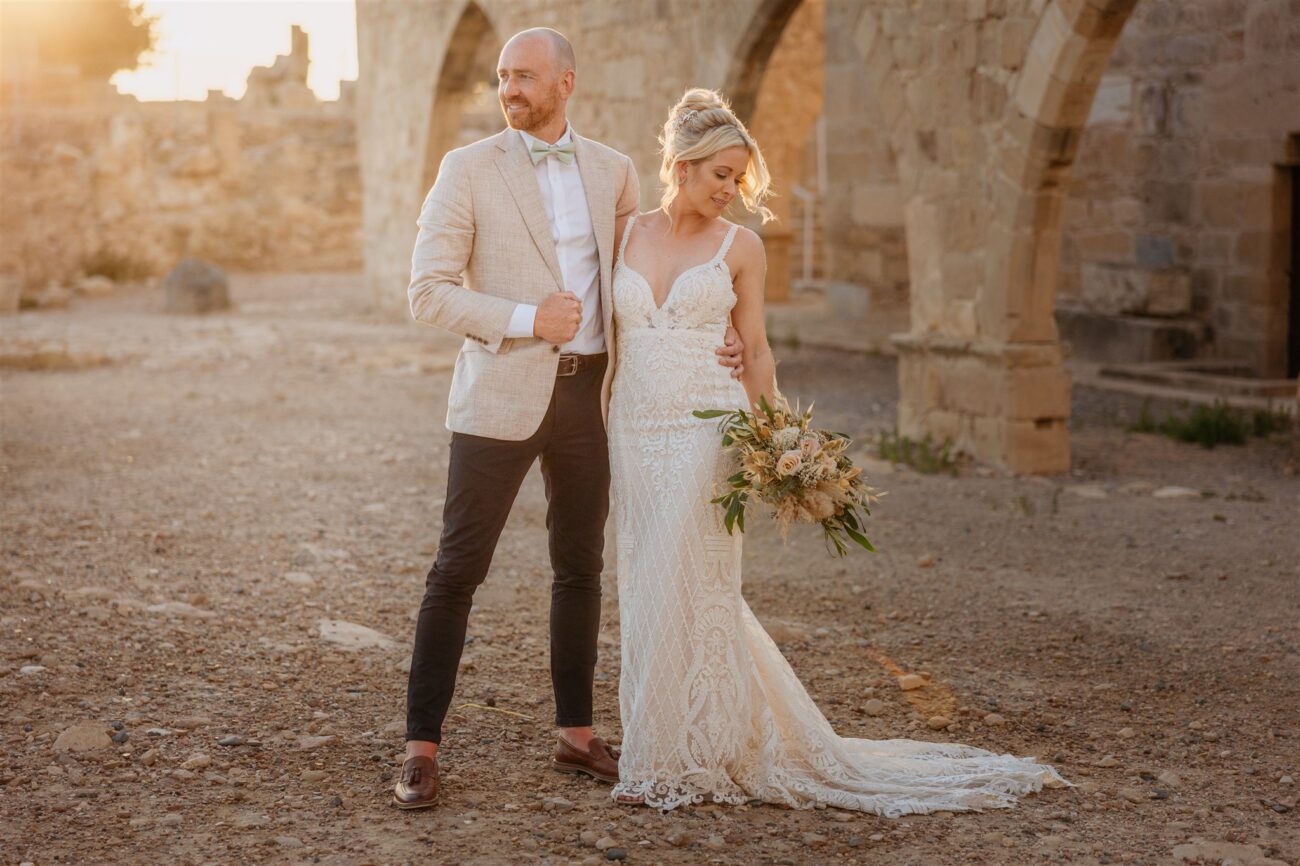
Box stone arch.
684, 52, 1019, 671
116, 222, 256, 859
420, 1, 501, 195
724, 0, 825, 301
894, 0, 1140, 474
723, 0, 914, 316
725, 0, 805, 125
357, 0, 504, 314
987, 0, 1139, 345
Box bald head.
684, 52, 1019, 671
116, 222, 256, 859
503, 27, 575, 74
497, 28, 576, 137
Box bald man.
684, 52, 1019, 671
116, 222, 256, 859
395, 28, 743, 809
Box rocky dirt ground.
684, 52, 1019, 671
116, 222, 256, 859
2, 273, 1298, 866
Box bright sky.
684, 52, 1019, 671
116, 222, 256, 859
111, 0, 358, 102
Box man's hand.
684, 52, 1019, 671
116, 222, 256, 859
535, 292, 582, 345
717, 326, 745, 379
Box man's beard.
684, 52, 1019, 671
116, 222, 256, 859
500, 91, 559, 133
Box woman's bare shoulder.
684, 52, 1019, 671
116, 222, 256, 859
728, 223, 766, 265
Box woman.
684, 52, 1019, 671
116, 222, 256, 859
606, 88, 1065, 813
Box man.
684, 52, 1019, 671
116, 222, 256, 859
395, 27, 743, 809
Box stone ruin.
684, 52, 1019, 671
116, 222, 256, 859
356, 0, 1300, 472
0, 25, 361, 310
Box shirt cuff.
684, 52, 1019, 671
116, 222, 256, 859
505, 303, 538, 339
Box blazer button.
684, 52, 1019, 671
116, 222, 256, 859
552, 345, 560, 353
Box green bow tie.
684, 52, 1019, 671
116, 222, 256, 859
529, 140, 576, 165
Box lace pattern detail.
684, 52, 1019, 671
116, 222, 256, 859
608, 216, 1066, 814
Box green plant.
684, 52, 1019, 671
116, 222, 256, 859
1126, 400, 1285, 449
877, 430, 958, 476
1171, 403, 1249, 447
1130, 402, 1159, 434
1251, 407, 1293, 438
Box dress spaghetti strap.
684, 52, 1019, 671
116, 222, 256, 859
617, 213, 640, 263
713, 222, 741, 265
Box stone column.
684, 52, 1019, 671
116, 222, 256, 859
762, 228, 794, 302
895, 336, 1072, 474
890, 0, 1135, 475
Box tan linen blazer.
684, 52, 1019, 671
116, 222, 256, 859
408, 128, 640, 441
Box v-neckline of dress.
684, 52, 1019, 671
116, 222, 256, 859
620, 259, 726, 312
620, 215, 738, 311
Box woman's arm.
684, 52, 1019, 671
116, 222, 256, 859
728, 227, 777, 410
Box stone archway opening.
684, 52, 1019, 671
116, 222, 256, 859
726, 0, 825, 305
726, 1, 911, 357
420, 2, 501, 197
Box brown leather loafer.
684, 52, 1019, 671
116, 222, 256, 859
552, 735, 619, 784
392, 755, 439, 809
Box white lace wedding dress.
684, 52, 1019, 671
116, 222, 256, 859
607, 214, 1065, 814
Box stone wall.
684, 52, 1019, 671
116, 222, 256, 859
1058, 0, 1300, 376
357, 0, 1297, 472
0, 27, 361, 300
821, 0, 910, 316
815, 0, 1299, 378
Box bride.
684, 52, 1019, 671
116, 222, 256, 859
606, 88, 1065, 813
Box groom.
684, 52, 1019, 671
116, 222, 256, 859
394, 28, 744, 809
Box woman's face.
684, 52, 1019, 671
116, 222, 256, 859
677, 145, 749, 217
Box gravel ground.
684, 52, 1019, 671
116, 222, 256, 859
2, 273, 1298, 866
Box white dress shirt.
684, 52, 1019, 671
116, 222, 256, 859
505, 125, 605, 355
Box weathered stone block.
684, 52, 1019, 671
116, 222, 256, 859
1198, 182, 1273, 229
1134, 234, 1176, 268
1056, 307, 1208, 362
1002, 365, 1073, 420
850, 184, 904, 228
824, 282, 871, 320
1086, 72, 1132, 125
1003, 417, 1070, 475
1078, 263, 1192, 316
1134, 81, 1167, 135
163, 258, 231, 315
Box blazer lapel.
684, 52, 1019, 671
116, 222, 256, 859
573, 134, 617, 344
493, 130, 564, 293
574, 135, 613, 287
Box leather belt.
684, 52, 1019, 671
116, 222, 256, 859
556, 352, 607, 377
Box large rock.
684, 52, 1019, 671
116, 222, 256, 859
163, 258, 230, 314
317, 619, 397, 651
53, 722, 112, 753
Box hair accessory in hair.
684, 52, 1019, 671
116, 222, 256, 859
670, 108, 698, 134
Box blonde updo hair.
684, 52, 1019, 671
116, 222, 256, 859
659, 88, 774, 223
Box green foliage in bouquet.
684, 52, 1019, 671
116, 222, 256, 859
693, 394, 877, 556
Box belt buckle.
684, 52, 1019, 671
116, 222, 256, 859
556, 354, 579, 377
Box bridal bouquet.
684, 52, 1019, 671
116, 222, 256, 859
693, 395, 877, 556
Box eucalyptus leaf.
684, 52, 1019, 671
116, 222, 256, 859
844, 525, 875, 551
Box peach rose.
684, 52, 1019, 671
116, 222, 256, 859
775, 450, 803, 477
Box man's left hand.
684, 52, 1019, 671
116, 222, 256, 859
717, 327, 745, 379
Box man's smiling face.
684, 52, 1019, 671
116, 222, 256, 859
497, 34, 565, 134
